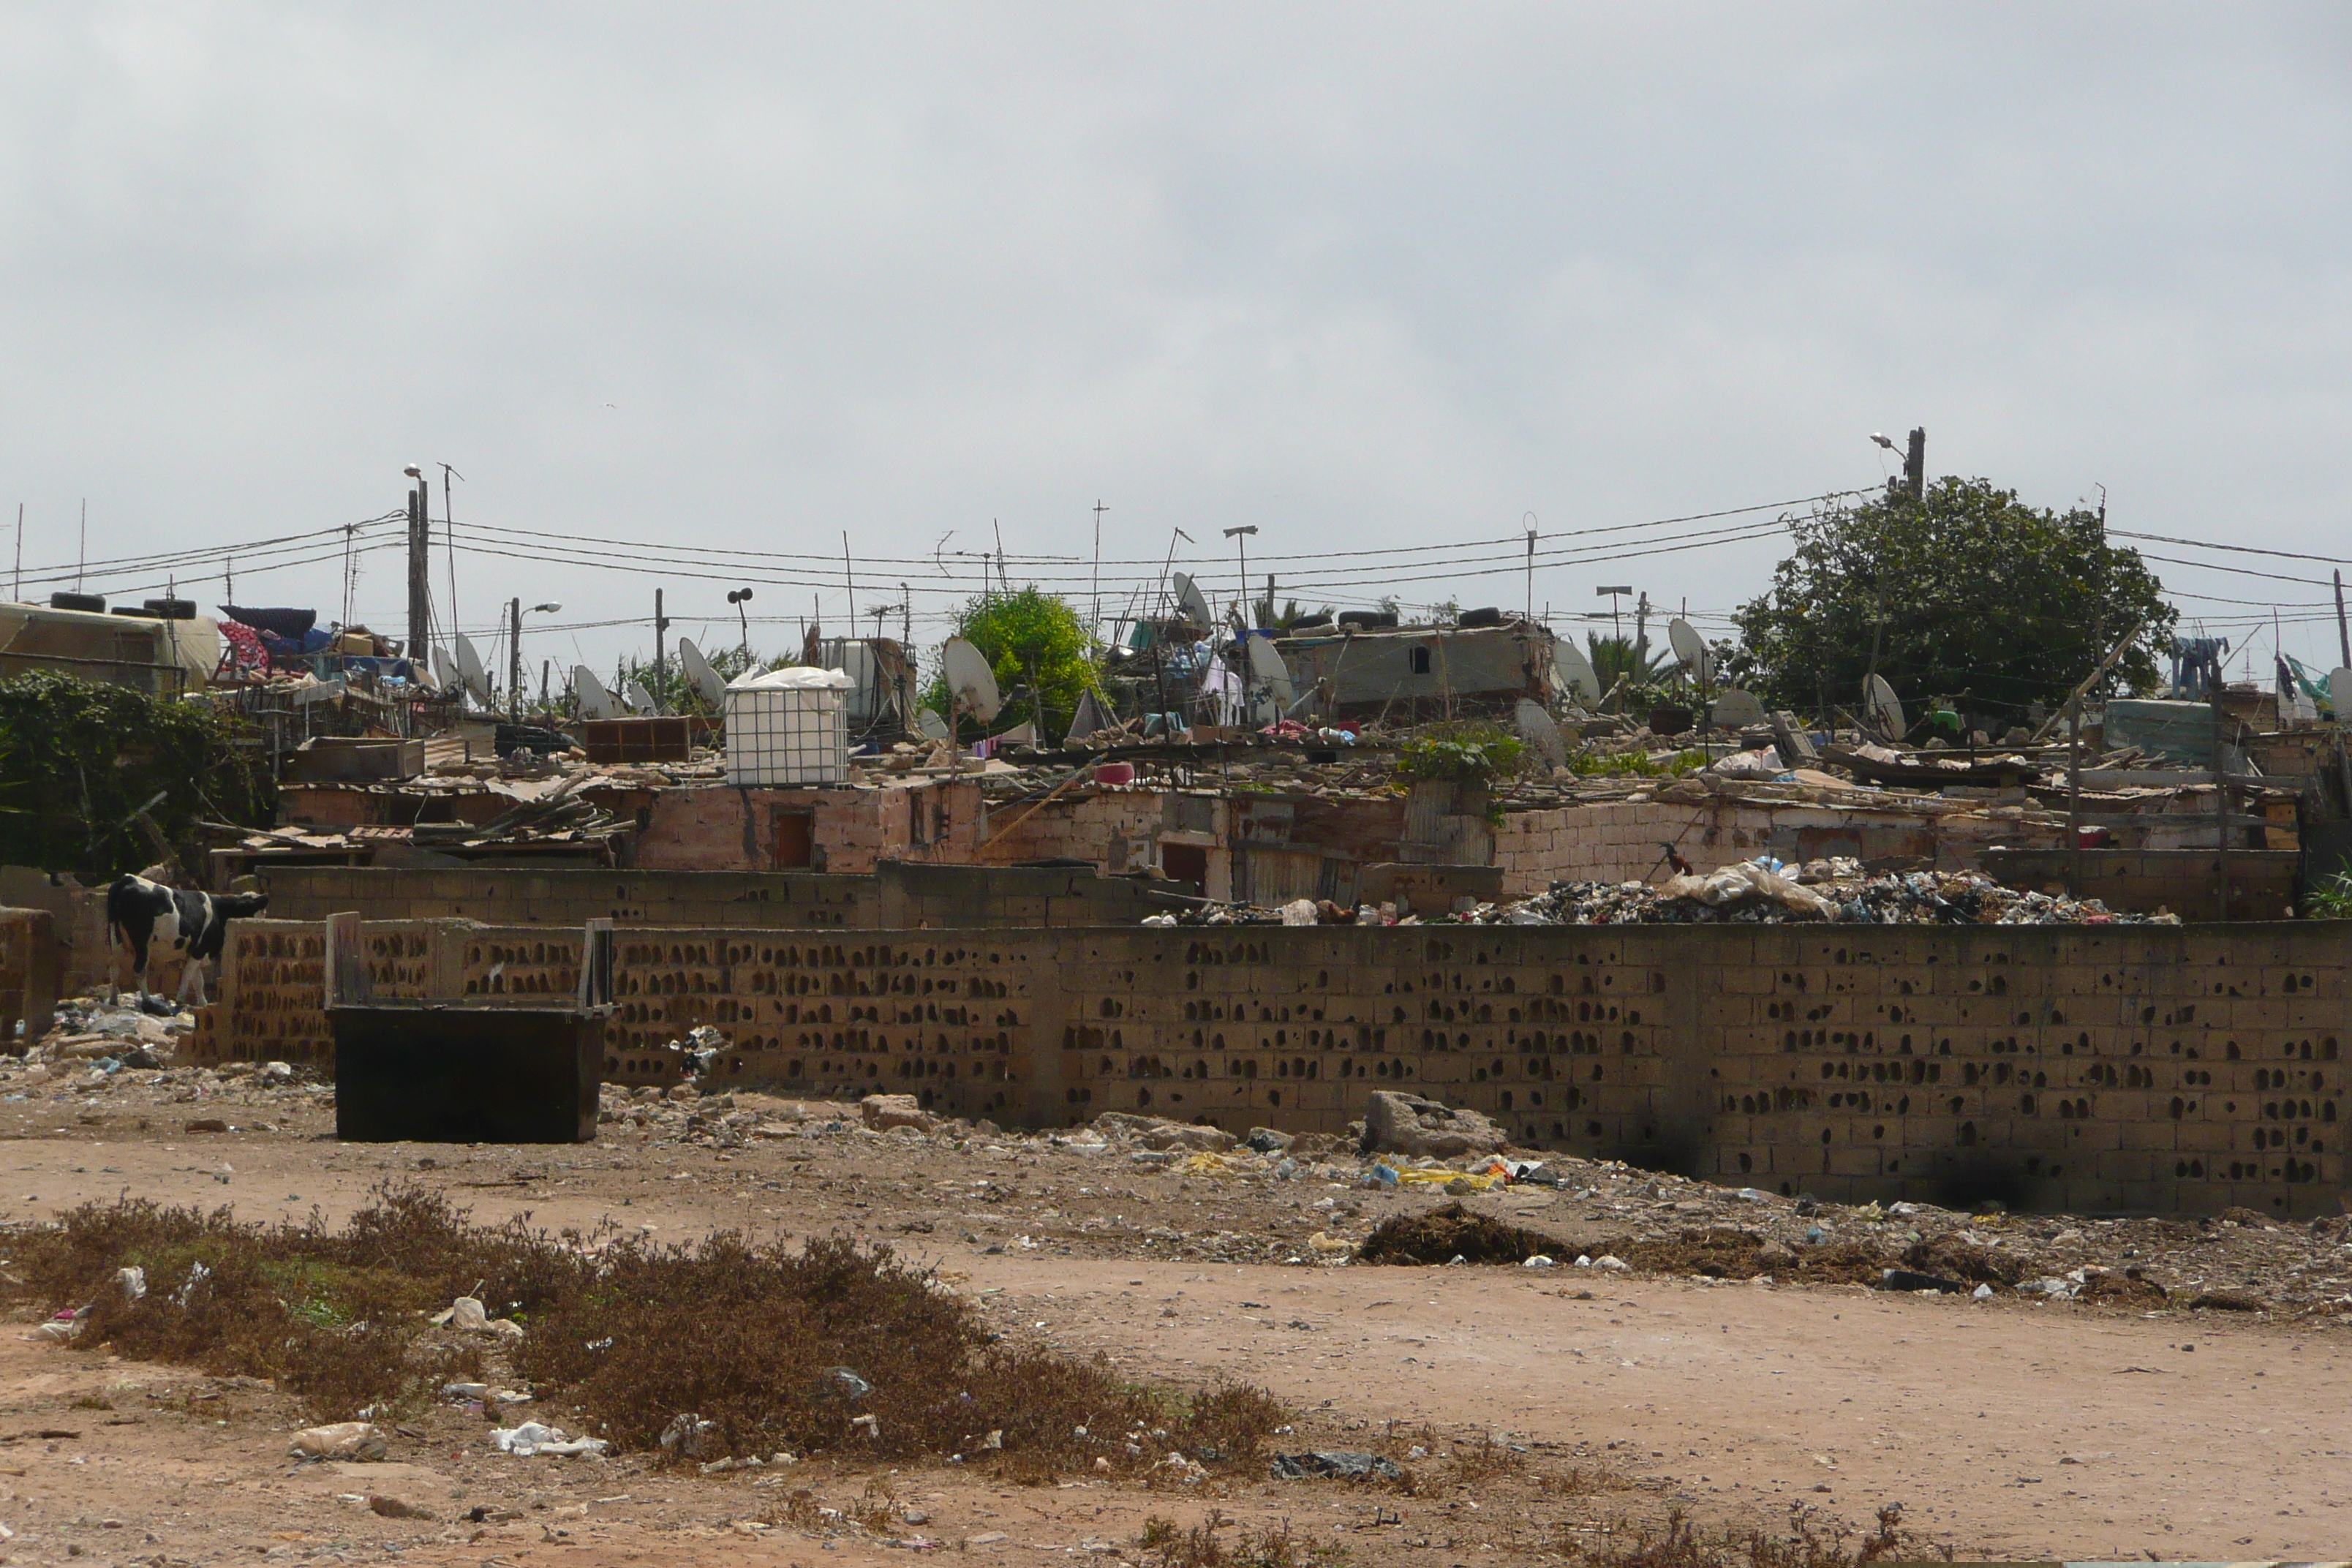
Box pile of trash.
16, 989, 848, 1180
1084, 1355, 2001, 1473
1470, 856, 2174, 927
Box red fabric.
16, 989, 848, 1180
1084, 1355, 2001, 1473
218, 618, 268, 671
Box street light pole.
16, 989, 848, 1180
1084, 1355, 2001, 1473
1223, 526, 1259, 628
729, 588, 755, 666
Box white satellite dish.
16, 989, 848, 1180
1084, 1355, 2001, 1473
625, 679, 657, 715
1711, 687, 1768, 729
916, 706, 951, 742
573, 665, 620, 720
1865, 674, 1905, 739
678, 636, 726, 708
429, 646, 457, 692
453, 633, 492, 706
1172, 571, 1214, 628
1556, 641, 1602, 704
1515, 698, 1567, 769
941, 636, 1002, 723
1667, 618, 1711, 683
1243, 634, 1294, 707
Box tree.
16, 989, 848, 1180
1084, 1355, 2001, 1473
1727, 478, 2176, 723
927, 587, 1096, 739
1586, 633, 1673, 696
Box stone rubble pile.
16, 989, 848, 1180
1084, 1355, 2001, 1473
1480, 856, 2175, 926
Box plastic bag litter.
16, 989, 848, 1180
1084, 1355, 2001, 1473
1659, 860, 1836, 919
1278, 899, 1319, 927
1180, 1150, 1257, 1177
495, 1421, 608, 1458
1707, 747, 1785, 780
434, 1296, 490, 1331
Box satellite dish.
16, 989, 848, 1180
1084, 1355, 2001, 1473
573, 665, 620, 720
916, 707, 951, 742
1556, 641, 1602, 704
1515, 698, 1567, 769
1244, 634, 1294, 706
453, 633, 492, 706
1711, 688, 1768, 729
625, 679, 657, 715
1667, 618, 1711, 682
1865, 674, 1905, 739
678, 637, 726, 708
1172, 572, 1214, 628
941, 636, 1002, 723
429, 646, 457, 692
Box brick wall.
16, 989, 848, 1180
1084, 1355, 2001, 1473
633, 780, 981, 873
252, 862, 1164, 932
197, 913, 2352, 1218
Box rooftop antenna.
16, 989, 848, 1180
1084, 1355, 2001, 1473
77, 498, 85, 592
842, 529, 857, 627
12, 502, 20, 601
454, 632, 492, 707
678, 636, 726, 708
941, 635, 1001, 780
1865, 673, 1905, 741
1515, 697, 1567, 769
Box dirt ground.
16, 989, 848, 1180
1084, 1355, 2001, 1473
0, 1049, 2345, 1564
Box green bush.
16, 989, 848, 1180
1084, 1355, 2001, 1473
0, 673, 271, 876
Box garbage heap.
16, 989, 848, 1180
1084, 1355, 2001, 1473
1477, 855, 2174, 927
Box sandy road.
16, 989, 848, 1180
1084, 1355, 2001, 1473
0, 1125, 2342, 1560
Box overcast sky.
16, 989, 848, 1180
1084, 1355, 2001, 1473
1, 4, 2347, 683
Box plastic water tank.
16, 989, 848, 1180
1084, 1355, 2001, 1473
724, 666, 853, 786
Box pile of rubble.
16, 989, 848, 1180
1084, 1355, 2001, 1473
1477, 856, 2171, 926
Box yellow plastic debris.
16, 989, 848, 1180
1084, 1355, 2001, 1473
1394, 1167, 1505, 1191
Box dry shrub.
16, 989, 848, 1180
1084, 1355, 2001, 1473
1139, 1513, 1348, 1568
1444, 1431, 1528, 1485
1357, 1203, 1553, 1265
1555, 1506, 1938, 1567
0, 1187, 1286, 1468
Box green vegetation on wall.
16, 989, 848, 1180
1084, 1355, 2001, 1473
0, 674, 272, 878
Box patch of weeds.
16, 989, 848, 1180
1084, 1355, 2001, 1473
1139, 1512, 1350, 1568
1444, 1432, 1527, 1485
1, 1188, 1287, 1470
1553, 1505, 1940, 1567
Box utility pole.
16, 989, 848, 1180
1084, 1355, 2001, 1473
2335, 570, 2350, 670
1903, 427, 1926, 501
508, 598, 523, 722
440, 463, 463, 640
12, 504, 20, 602
1091, 500, 1107, 645
1525, 521, 1537, 623
1633, 592, 1652, 666
653, 589, 671, 714
404, 469, 430, 661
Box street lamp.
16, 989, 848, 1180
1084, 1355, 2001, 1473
1223, 526, 1259, 628
1596, 585, 1632, 643
728, 587, 755, 663
508, 600, 562, 719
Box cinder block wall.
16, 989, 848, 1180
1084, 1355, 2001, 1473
1492, 796, 2067, 897
252, 863, 1167, 932
196, 914, 2352, 1218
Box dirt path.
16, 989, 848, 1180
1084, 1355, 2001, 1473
0, 1093, 2345, 1560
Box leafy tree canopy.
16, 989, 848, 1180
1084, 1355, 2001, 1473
1727, 478, 2176, 720
926, 587, 1096, 739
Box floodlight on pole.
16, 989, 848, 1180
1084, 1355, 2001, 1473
1597, 584, 1633, 644
728, 587, 755, 662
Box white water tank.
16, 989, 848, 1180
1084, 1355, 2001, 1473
724, 666, 853, 785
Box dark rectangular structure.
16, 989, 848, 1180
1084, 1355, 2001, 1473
329, 1001, 601, 1143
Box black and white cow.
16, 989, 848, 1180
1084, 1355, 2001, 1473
105, 875, 268, 1008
